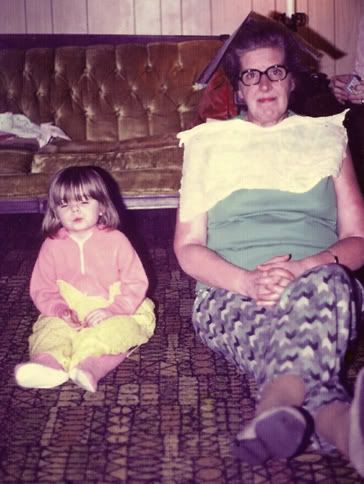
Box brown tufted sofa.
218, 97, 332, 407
0, 34, 223, 213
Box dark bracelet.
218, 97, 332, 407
326, 249, 339, 264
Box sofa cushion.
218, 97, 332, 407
0, 150, 33, 174
32, 133, 182, 172
0, 173, 49, 198
27, 133, 182, 198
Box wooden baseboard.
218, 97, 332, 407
0, 195, 179, 214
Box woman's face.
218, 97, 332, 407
237, 46, 295, 127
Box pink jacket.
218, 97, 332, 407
30, 227, 148, 317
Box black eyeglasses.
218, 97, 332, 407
239, 65, 289, 86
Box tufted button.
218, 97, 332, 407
84, 105, 94, 117
70, 87, 80, 100
54, 63, 61, 75
145, 64, 153, 72
177, 104, 189, 113
130, 84, 138, 93
160, 83, 168, 93
115, 62, 124, 74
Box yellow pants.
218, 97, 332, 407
29, 298, 155, 370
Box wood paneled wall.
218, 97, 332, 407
1, 0, 363, 76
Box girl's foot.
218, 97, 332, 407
233, 406, 313, 465
15, 362, 68, 389
349, 367, 364, 477
69, 367, 97, 393
69, 353, 127, 393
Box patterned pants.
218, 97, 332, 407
193, 264, 363, 419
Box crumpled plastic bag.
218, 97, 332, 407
0, 112, 70, 148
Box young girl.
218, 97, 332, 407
15, 166, 155, 392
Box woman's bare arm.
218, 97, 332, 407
173, 209, 290, 301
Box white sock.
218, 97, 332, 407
69, 367, 96, 393
15, 362, 68, 389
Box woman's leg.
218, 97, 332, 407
193, 288, 308, 410
315, 365, 364, 478
315, 400, 350, 455
255, 374, 305, 414
193, 264, 361, 462
193, 287, 309, 462
349, 367, 364, 476
192, 287, 272, 379
265, 263, 360, 453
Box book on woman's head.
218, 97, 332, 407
194, 11, 321, 91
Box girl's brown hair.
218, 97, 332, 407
42, 166, 120, 237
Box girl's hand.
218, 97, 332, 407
84, 308, 112, 327
62, 309, 83, 328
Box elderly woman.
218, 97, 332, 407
174, 17, 364, 476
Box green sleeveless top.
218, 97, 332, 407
206, 176, 337, 274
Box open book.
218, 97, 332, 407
194, 10, 320, 90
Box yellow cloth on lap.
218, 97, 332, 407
28, 298, 156, 370
57, 279, 122, 321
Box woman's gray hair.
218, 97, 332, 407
223, 20, 309, 92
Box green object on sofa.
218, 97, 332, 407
0, 35, 223, 212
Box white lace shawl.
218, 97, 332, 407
177, 111, 348, 222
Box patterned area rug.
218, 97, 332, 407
0, 209, 363, 483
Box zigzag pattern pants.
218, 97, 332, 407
193, 264, 362, 423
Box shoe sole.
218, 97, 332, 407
255, 408, 306, 458
233, 406, 307, 464
15, 363, 68, 389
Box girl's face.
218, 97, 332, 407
56, 195, 100, 239
237, 46, 295, 127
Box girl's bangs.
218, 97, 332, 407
52, 177, 94, 206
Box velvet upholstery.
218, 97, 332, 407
0, 37, 222, 210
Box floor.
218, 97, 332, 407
0, 209, 363, 483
